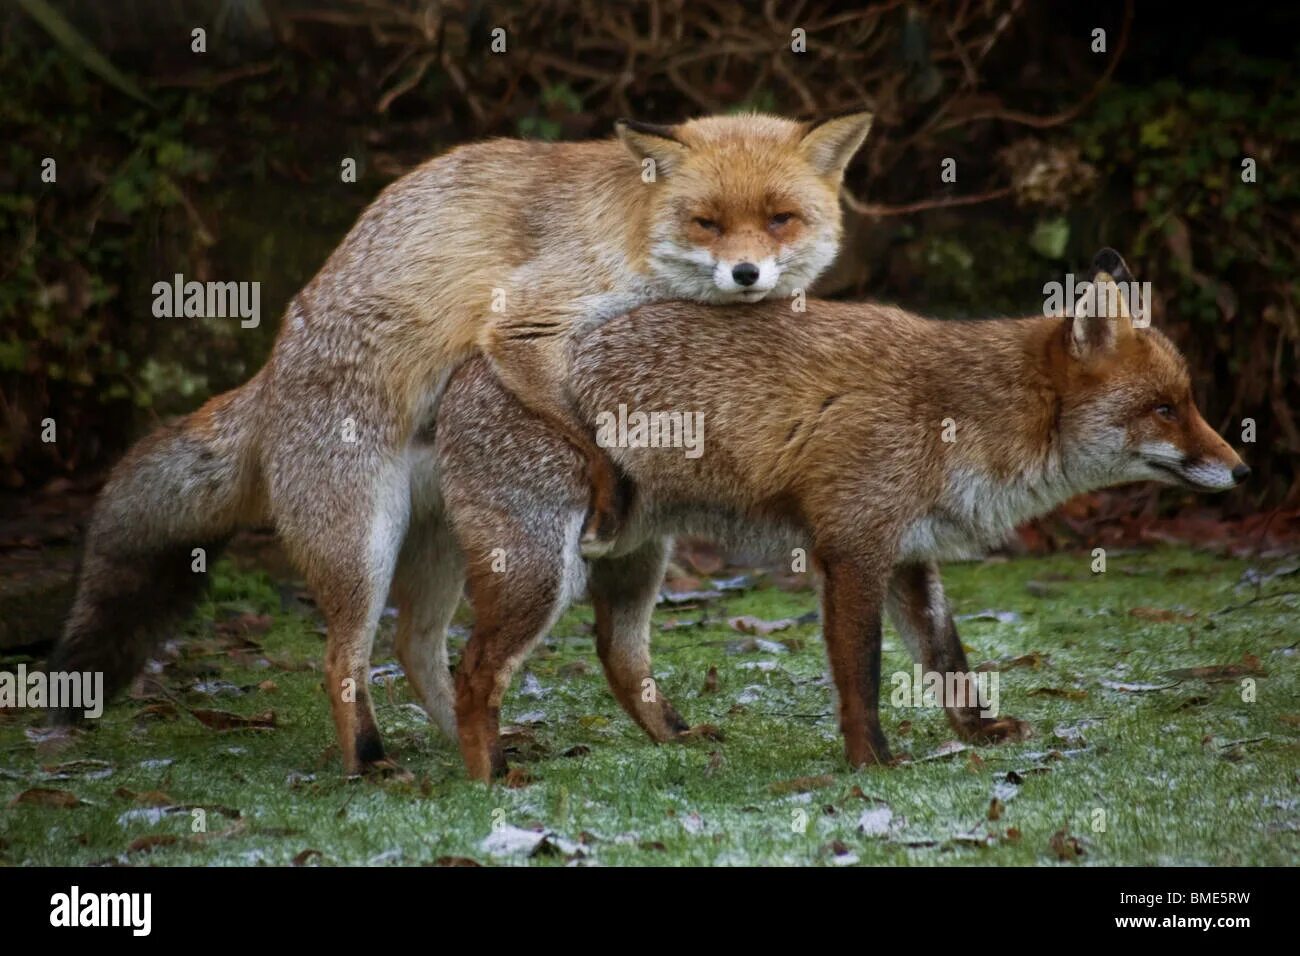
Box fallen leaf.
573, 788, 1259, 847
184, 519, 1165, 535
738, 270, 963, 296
976, 652, 1044, 672
7, 787, 80, 809
215, 612, 274, 639
1166, 654, 1267, 682
1130, 606, 1197, 623
433, 855, 480, 867
127, 835, 178, 855
1028, 687, 1088, 701
1049, 827, 1085, 861
988, 798, 1005, 821
678, 723, 724, 741
701, 665, 719, 694
189, 708, 277, 731
729, 615, 797, 635
1101, 678, 1177, 693
292, 848, 323, 866
769, 774, 836, 795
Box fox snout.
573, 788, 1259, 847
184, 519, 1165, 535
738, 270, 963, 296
712, 257, 780, 297
1141, 406, 1249, 492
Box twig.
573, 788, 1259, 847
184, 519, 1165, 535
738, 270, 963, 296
1210, 590, 1300, 617
843, 184, 1014, 218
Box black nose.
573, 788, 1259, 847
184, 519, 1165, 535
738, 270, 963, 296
1231, 463, 1251, 483
732, 262, 760, 287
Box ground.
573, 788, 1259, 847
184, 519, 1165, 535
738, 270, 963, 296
0, 545, 1296, 866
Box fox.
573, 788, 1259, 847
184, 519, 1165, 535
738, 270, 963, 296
49, 111, 875, 775
431, 249, 1250, 780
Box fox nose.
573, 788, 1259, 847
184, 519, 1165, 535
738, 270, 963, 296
1231, 463, 1251, 484
732, 262, 760, 287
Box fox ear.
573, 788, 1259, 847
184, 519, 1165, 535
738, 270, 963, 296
798, 110, 874, 179
1090, 247, 1135, 285
1070, 268, 1135, 357
615, 119, 688, 176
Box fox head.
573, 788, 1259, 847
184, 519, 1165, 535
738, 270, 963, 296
1058, 248, 1248, 493
616, 111, 873, 303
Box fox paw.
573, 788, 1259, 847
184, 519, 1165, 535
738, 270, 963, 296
676, 723, 725, 742
967, 716, 1033, 744
359, 757, 415, 783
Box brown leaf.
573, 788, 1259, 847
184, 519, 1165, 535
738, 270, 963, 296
215, 612, 274, 638
988, 798, 1005, 821
8, 787, 80, 809
135, 702, 179, 721
1049, 827, 1085, 861
292, 848, 323, 866
128, 835, 178, 855
113, 788, 176, 807
976, 652, 1044, 672
1166, 654, 1267, 682
701, 665, 719, 694
189, 708, 277, 731
678, 723, 724, 741
728, 615, 796, 635
769, 774, 836, 795
1028, 687, 1088, 701
1130, 606, 1197, 623
433, 855, 481, 867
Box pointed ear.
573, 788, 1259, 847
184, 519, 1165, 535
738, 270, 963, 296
1090, 247, 1135, 285
615, 119, 688, 176
798, 110, 874, 179
1070, 268, 1135, 358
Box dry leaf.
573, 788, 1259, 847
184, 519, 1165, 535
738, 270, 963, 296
189, 708, 277, 731
769, 774, 836, 795
7, 787, 80, 809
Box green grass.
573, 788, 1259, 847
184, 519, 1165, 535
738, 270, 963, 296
1, 547, 1297, 866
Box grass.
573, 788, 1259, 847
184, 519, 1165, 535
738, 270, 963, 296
1, 546, 1297, 866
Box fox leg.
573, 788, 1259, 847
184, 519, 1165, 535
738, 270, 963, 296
392, 513, 464, 742
885, 562, 1032, 744
589, 538, 692, 742
486, 325, 626, 556
816, 552, 893, 767
454, 523, 579, 782
268, 415, 411, 776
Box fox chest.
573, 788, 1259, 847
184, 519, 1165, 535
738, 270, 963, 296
898, 470, 1053, 563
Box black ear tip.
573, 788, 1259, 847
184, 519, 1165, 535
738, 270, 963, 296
1092, 247, 1124, 272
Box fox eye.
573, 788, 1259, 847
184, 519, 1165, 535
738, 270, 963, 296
1154, 404, 1177, 421
769, 212, 796, 227
693, 217, 722, 234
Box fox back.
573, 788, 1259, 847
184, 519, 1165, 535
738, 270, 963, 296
441, 273, 1245, 564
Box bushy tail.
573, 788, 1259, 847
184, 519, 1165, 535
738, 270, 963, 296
48, 374, 268, 723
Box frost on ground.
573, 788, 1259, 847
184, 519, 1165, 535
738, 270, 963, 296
0, 547, 1296, 866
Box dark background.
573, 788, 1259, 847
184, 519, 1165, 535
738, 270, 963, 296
2, 0, 1297, 529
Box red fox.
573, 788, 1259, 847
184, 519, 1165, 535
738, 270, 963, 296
50, 112, 874, 775
433, 250, 1249, 780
